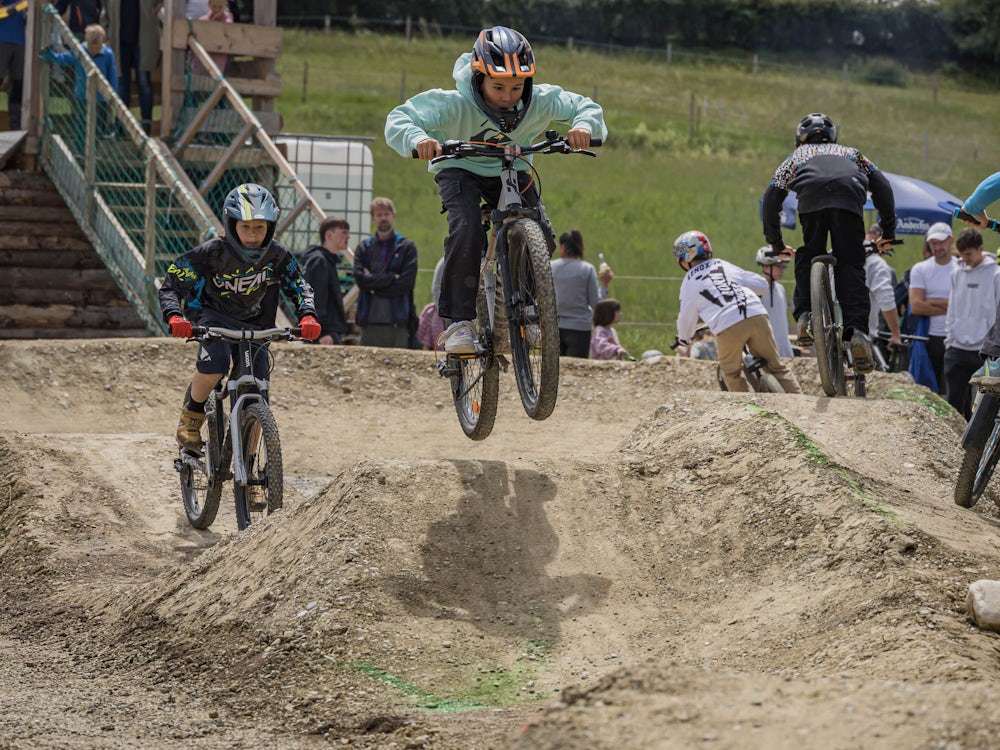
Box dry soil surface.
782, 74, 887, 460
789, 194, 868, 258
3, 338, 1000, 750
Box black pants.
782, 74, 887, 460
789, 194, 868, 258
434, 168, 541, 321
794, 208, 869, 335
944, 346, 981, 418
559, 328, 591, 358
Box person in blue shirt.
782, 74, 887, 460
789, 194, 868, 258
42, 23, 119, 145
384, 26, 607, 354
0, 0, 26, 129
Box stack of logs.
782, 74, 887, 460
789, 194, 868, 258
0, 169, 149, 339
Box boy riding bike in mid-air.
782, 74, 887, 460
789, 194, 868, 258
158, 183, 321, 451
760, 112, 898, 374
674, 230, 801, 394
383, 25, 608, 354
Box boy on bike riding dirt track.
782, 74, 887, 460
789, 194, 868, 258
158, 183, 321, 451
960, 171, 1000, 391
383, 25, 607, 354
760, 112, 898, 374
673, 230, 802, 394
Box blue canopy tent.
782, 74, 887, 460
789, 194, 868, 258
773, 172, 963, 235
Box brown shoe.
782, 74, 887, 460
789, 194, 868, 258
176, 408, 206, 451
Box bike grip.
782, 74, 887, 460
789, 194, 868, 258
589, 138, 603, 147
954, 207, 1000, 232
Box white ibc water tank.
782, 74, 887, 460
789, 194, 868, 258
275, 135, 374, 252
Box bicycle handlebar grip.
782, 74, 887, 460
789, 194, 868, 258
954, 206, 1000, 232
589, 138, 603, 147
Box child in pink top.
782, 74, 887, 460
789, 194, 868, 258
590, 298, 631, 360
195, 0, 233, 75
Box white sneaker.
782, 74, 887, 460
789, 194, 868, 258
439, 320, 477, 354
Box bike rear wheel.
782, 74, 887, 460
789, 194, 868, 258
451, 288, 500, 440
810, 258, 846, 397
505, 218, 559, 420
233, 402, 283, 530
180, 391, 229, 530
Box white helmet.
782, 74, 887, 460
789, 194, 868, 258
672, 231, 713, 265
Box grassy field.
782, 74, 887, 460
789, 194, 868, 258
275, 29, 1000, 354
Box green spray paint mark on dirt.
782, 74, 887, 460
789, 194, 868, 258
887, 387, 954, 419
353, 639, 552, 712
745, 403, 898, 522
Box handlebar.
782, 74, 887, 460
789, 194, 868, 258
411, 130, 602, 161
874, 330, 928, 343
953, 206, 1000, 233
189, 325, 302, 342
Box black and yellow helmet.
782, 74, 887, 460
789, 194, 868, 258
222, 183, 279, 263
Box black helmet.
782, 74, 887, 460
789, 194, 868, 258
222, 183, 279, 263
796, 113, 837, 145
470, 26, 535, 133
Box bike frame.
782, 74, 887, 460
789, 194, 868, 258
225, 341, 271, 489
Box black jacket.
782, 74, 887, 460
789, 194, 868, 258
761, 142, 896, 251
159, 237, 316, 328
300, 244, 348, 340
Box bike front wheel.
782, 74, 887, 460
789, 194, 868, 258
955, 394, 1000, 508
180, 391, 229, 530
756, 372, 785, 394
233, 402, 283, 530
450, 287, 500, 440
810, 259, 846, 397
505, 218, 560, 420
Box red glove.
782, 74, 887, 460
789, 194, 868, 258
297, 315, 321, 341
168, 315, 192, 338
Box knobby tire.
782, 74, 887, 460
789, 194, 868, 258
971, 422, 1000, 507
233, 402, 283, 530
451, 286, 500, 440
955, 394, 1000, 508
181, 390, 228, 530
505, 219, 559, 420
811, 259, 846, 397
757, 372, 785, 394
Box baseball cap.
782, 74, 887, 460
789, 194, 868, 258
925, 222, 953, 242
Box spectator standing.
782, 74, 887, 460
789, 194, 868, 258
754, 246, 794, 358
300, 217, 350, 345
0, 0, 25, 130
944, 228, 1000, 419
761, 112, 897, 373
352, 197, 418, 349
863, 224, 902, 353
416, 256, 446, 350
42, 24, 118, 147
193, 0, 233, 76
590, 298, 630, 361
674, 230, 801, 393
102, 0, 158, 135
55, 0, 102, 40
962, 173, 1000, 389
908, 222, 957, 393
551, 228, 601, 358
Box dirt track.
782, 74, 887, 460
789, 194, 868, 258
3, 338, 1000, 749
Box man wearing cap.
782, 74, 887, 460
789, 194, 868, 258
908, 221, 957, 392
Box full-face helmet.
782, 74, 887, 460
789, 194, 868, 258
755, 245, 793, 266
470, 26, 535, 133
796, 113, 837, 145
223, 183, 279, 263
673, 231, 713, 265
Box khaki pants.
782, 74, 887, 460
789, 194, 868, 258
715, 315, 801, 393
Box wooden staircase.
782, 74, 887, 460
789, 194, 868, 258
0, 169, 148, 339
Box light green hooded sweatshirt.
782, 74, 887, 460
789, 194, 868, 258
384, 51, 608, 177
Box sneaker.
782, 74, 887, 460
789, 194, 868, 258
176, 408, 206, 451
439, 320, 477, 354
849, 330, 875, 374
969, 357, 1000, 389
796, 313, 814, 347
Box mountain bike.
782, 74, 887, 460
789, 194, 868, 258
716, 345, 785, 393
872, 330, 929, 373
426, 131, 601, 440
809, 239, 902, 398
173, 325, 301, 530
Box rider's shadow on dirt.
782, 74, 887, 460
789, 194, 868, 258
383, 460, 610, 640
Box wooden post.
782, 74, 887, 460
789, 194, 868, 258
667, 42, 671, 66
688, 91, 695, 140
302, 60, 308, 104
752, 53, 758, 77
